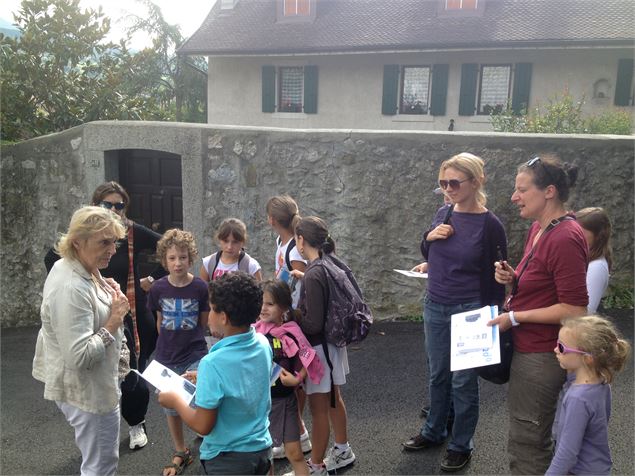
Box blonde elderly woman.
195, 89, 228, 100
33, 206, 130, 476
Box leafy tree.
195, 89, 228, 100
490, 90, 633, 135
124, 0, 207, 123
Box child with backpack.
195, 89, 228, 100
146, 229, 210, 476
265, 195, 312, 459
266, 195, 306, 307
546, 315, 631, 475
200, 218, 262, 282
295, 216, 363, 475
255, 280, 324, 476
158, 272, 273, 475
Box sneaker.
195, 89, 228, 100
402, 434, 442, 451
300, 429, 312, 453
129, 422, 148, 450
440, 449, 472, 472
307, 459, 328, 476
272, 444, 286, 460
325, 446, 356, 472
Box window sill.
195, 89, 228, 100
392, 115, 434, 123
469, 115, 492, 123
272, 112, 309, 119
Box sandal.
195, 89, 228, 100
162, 448, 193, 476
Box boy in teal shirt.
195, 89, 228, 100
158, 272, 273, 475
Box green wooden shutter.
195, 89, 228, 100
430, 64, 449, 116
303, 65, 318, 114
614, 58, 634, 106
262, 65, 276, 113
458, 63, 478, 116
382, 64, 399, 115
511, 63, 532, 115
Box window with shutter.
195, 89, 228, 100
477, 65, 511, 115
400, 66, 431, 115
445, 0, 478, 9
278, 67, 304, 113
614, 58, 634, 106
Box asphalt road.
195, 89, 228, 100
2, 311, 633, 475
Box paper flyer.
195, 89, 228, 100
133, 360, 196, 405
450, 305, 501, 372
393, 269, 428, 279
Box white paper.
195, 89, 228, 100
270, 362, 283, 386
133, 360, 196, 405
450, 305, 501, 372
393, 269, 428, 279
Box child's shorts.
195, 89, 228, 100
269, 393, 301, 447
162, 358, 201, 417
304, 343, 349, 395
200, 447, 272, 475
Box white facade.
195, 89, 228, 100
206, 47, 633, 131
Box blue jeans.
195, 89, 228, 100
421, 295, 480, 453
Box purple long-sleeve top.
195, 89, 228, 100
546, 382, 612, 476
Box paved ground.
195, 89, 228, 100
2, 311, 633, 475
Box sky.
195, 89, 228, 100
0, 0, 216, 49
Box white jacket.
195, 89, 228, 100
32, 258, 123, 414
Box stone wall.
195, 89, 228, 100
1, 121, 633, 326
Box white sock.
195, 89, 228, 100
335, 442, 350, 451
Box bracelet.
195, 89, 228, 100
509, 310, 520, 327
97, 327, 115, 346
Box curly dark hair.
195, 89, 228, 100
209, 272, 263, 327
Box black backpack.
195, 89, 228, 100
316, 254, 373, 347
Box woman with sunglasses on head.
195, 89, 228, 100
488, 155, 589, 475
402, 153, 507, 473
45, 181, 167, 451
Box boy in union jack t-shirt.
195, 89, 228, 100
147, 229, 209, 476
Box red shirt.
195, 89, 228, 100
510, 219, 589, 353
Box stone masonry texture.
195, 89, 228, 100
1, 121, 633, 326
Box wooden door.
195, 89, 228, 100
118, 149, 183, 233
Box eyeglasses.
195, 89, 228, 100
99, 200, 126, 211
438, 178, 470, 190
556, 339, 591, 356
526, 156, 557, 185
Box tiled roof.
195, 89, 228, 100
179, 0, 635, 56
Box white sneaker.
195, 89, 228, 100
325, 445, 356, 472
307, 459, 328, 476
128, 422, 148, 450
300, 429, 312, 453
272, 444, 286, 460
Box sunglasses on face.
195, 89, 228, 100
438, 178, 470, 190
556, 339, 591, 356
99, 200, 126, 211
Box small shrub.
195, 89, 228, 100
602, 284, 634, 310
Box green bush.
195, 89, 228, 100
602, 284, 634, 310
490, 91, 633, 135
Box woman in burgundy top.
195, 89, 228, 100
490, 155, 588, 475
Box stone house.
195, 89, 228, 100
179, 0, 635, 132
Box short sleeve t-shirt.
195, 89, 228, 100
147, 276, 210, 367
202, 254, 261, 281
275, 237, 305, 308
196, 329, 273, 460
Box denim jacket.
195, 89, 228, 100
32, 258, 123, 414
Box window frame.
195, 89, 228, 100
445, 0, 478, 10
476, 64, 512, 115
399, 65, 432, 115
277, 66, 305, 113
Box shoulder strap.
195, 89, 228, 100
237, 250, 251, 273
207, 251, 221, 279
285, 238, 296, 271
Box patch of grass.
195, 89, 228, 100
394, 314, 423, 322
602, 284, 634, 310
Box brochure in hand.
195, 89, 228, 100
133, 360, 196, 405
450, 305, 501, 372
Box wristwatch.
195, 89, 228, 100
146, 276, 155, 284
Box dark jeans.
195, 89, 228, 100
420, 295, 481, 453
201, 448, 272, 475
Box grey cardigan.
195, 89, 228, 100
32, 258, 124, 414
